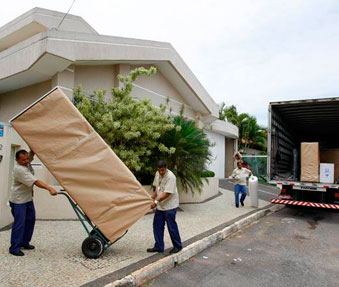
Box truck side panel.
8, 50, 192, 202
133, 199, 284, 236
269, 105, 298, 181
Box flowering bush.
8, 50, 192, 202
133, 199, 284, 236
73, 67, 175, 182
74, 67, 212, 191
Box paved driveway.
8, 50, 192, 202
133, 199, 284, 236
145, 206, 339, 287
0, 187, 270, 287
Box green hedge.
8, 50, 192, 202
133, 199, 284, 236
200, 170, 215, 178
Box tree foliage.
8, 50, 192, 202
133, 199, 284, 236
160, 116, 212, 194
73, 67, 175, 182
219, 102, 266, 152
73, 66, 212, 192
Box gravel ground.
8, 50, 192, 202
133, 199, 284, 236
0, 188, 269, 287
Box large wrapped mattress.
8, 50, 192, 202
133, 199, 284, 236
10, 87, 152, 242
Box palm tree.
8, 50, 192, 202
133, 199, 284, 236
219, 104, 266, 152
160, 116, 212, 194
219, 103, 238, 125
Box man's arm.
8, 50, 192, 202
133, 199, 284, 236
34, 180, 57, 196
233, 151, 241, 159
151, 186, 157, 200
151, 192, 171, 209
150, 173, 158, 202
231, 169, 238, 179
150, 177, 175, 209
247, 168, 253, 176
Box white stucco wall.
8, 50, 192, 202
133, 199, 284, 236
74, 65, 115, 98
131, 68, 196, 120
0, 80, 52, 122
205, 130, 225, 179
0, 125, 27, 228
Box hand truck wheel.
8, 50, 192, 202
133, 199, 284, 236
81, 236, 104, 259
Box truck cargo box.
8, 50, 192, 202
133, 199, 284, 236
268, 97, 339, 184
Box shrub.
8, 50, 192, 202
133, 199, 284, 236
200, 170, 215, 178
73, 67, 175, 183
74, 67, 213, 192
159, 116, 212, 194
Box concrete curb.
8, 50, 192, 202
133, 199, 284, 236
105, 204, 284, 287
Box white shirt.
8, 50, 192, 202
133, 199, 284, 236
231, 167, 252, 186
153, 169, 179, 211
9, 164, 36, 204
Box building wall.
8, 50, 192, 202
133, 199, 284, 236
0, 80, 52, 122
131, 68, 196, 119
225, 138, 236, 177
74, 65, 115, 99
71, 63, 196, 119
0, 124, 25, 227
205, 130, 225, 178
0, 81, 54, 228
132, 65, 187, 104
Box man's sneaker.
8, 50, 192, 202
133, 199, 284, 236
10, 250, 25, 256
169, 247, 182, 254
22, 244, 35, 250
236, 204, 239, 208
240, 201, 244, 207
146, 247, 163, 253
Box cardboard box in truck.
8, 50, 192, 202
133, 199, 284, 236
300, 142, 319, 182
320, 149, 339, 182
319, 163, 334, 183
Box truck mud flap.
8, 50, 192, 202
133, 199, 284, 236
271, 198, 339, 209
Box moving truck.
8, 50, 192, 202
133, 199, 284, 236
268, 97, 339, 209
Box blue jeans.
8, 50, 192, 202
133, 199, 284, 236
234, 184, 247, 206
9, 201, 36, 253
153, 208, 182, 252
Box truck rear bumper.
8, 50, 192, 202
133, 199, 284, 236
271, 198, 339, 209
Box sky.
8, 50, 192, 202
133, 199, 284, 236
1, 0, 339, 126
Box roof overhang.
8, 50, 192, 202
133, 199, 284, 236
209, 119, 239, 138
0, 29, 219, 117
0, 7, 97, 52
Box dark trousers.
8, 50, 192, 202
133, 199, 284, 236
9, 201, 36, 253
153, 208, 182, 252
234, 184, 247, 206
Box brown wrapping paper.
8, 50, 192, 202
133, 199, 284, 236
11, 88, 153, 242
300, 142, 319, 182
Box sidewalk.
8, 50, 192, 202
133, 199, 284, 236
0, 187, 271, 287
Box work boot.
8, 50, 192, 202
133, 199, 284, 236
22, 244, 35, 250
146, 247, 163, 253
169, 247, 182, 254
10, 250, 25, 256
